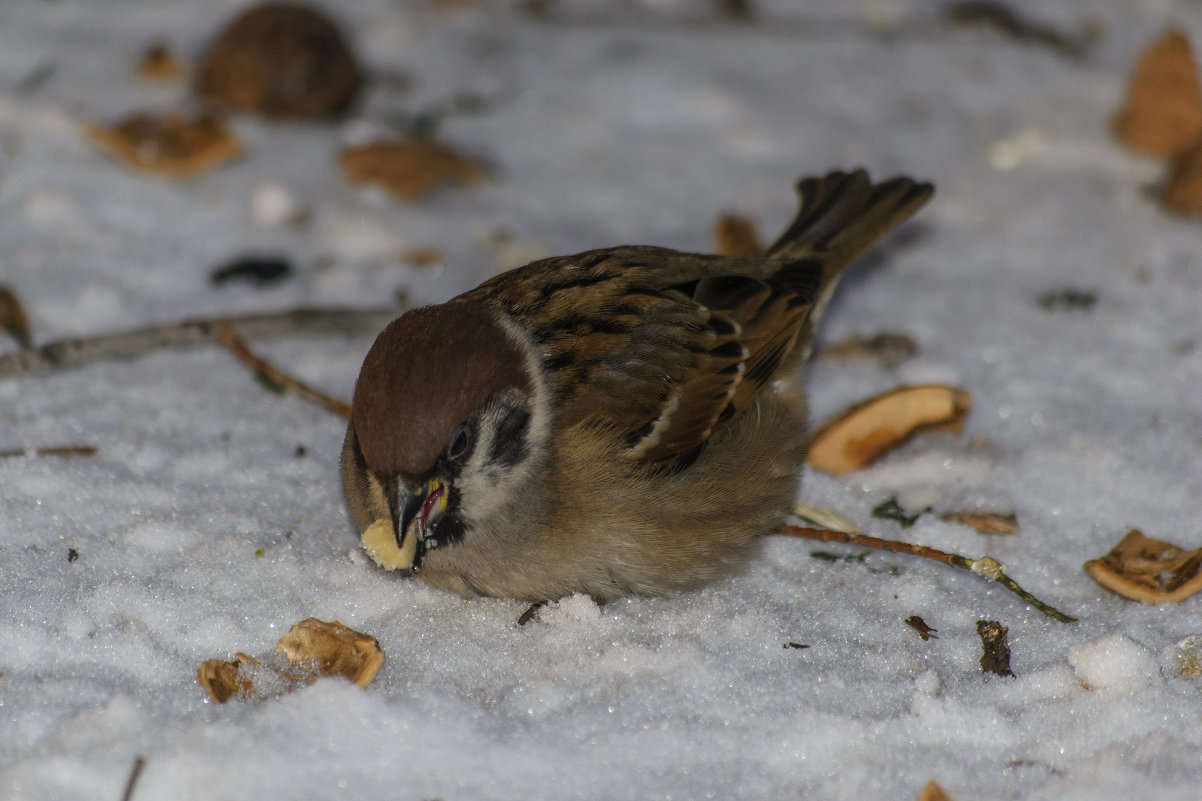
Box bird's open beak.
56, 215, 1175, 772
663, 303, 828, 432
397, 477, 448, 559
359, 478, 448, 573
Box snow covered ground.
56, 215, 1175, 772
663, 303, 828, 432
2, 1, 1201, 799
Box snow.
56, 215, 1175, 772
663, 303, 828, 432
2, 1, 1202, 799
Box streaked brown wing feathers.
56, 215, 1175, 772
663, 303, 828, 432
461, 246, 813, 464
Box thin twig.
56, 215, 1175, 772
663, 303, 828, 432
0, 306, 398, 381
0, 445, 98, 458
121, 755, 146, 801
214, 325, 352, 419
775, 525, 1077, 623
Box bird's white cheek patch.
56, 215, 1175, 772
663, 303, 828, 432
362, 517, 416, 571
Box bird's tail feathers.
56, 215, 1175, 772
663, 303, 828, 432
769, 169, 933, 290
766, 169, 933, 337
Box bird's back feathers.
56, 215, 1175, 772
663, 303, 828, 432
460, 169, 933, 465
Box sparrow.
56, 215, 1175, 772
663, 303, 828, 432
341, 169, 934, 603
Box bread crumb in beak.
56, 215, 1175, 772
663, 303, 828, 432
362, 517, 417, 570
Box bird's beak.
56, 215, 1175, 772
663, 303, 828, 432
397, 477, 448, 558
359, 478, 448, 573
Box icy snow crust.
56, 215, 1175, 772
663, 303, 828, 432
2, 1, 1201, 799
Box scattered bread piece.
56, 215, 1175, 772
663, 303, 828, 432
1084, 529, 1202, 602
136, 43, 187, 82
340, 139, 487, 201
807, 385, 972, 475
1112, 27, 1202, 158
196, 2, 362, 119
942, 510, 1019, 535
197, 619, 384, 703
84, 112, 242, 179
712, 213, 764, 257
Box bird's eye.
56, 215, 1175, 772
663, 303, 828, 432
446, 424, 471, 461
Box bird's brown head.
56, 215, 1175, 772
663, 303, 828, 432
351, 302, 532, 480
342, 301, 549, 573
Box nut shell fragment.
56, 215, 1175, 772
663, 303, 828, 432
807, 385, 972, 475
1084, 529, 1202, 602
276, 618, 385, 689
84, 112, 242, 179
362, 516, 416, 571
197, 619, 384, 702
196, 2, 362, 119
1112, 27, 1202, 157
197, 653, 258, 703
340, 139, 487, 201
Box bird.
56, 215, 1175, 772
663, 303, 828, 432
341, 169, 934, 603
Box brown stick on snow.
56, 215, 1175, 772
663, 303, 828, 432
0, 306, 398, 381
215, 325, 352, 419
775, 525, 1077, 623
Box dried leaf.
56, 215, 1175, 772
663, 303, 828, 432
977, 619, 1014, 677
275, 618, 385, 689
0, 286, 33, 348
818, 332, 918, 366
917, 780, 954, 801
905, 615, 938, 641
1112, 27, 1202, 158
196, 3, 362, 119
136, 43, 186, 82
1083, 529, 1202, 602
807, 385, 972, 475
712, 213, 763, 257
340, 138, 487, 201
941, 510, 1019, 535
84, 112, 243, 179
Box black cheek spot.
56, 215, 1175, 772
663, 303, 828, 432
489, 405, 531, 469
435, 508, 467, 548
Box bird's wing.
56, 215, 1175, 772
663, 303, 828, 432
462, 246, 817, 464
